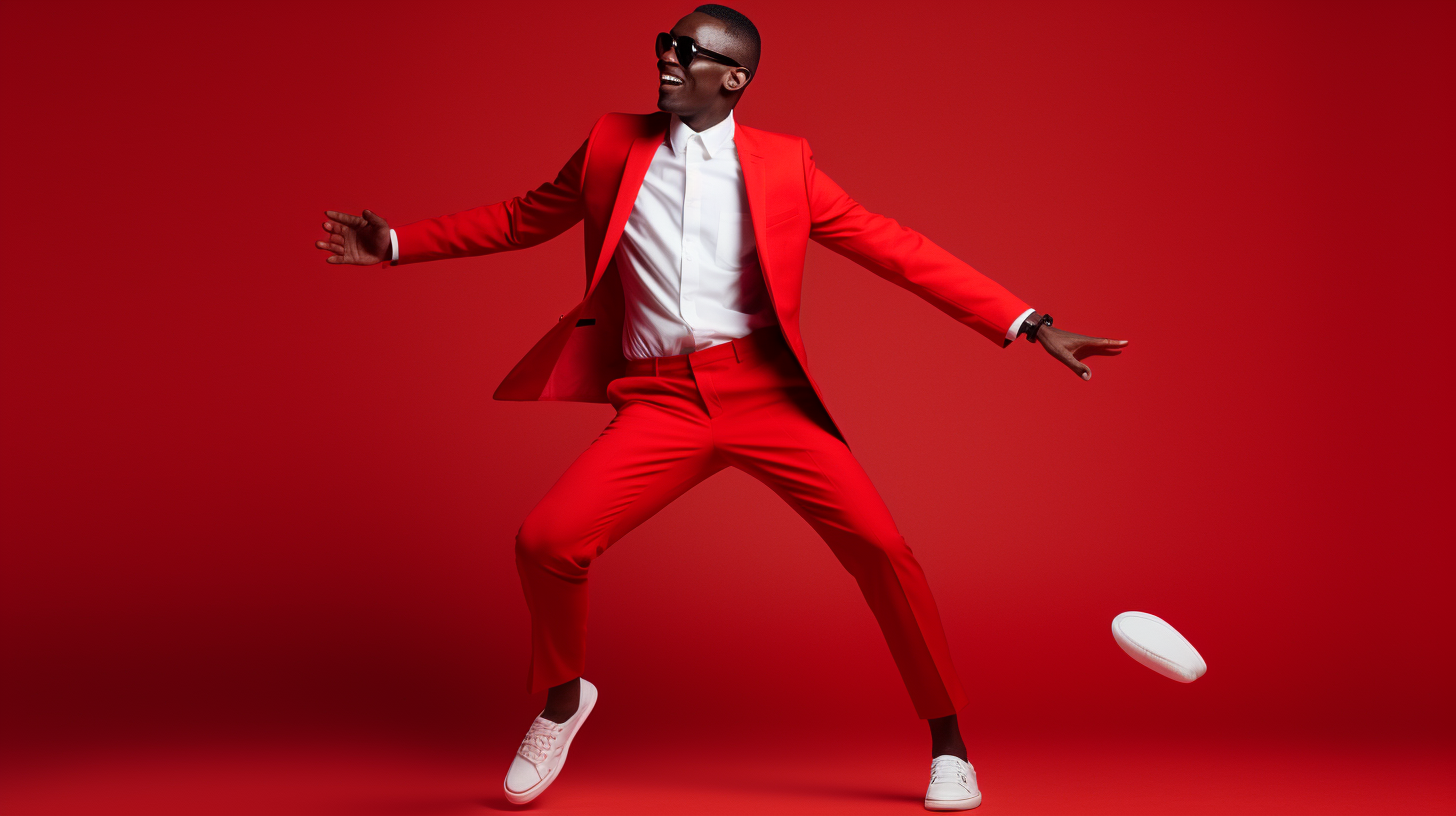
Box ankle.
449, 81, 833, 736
542, 678, 581, 723
932, 745, 969, 762
927, 713, 967, 761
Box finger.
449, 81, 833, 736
315, 239, 345, 253
325, 209, 364, 226
325, 210, 365, 227
362, 209, 386, 225
1074, 347, 1124, 360
1094, 338, 1129, 347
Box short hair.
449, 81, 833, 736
694, 4, 760, 75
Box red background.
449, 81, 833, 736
2, 1, 1452, 813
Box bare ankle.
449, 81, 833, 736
542, 677, 581, 723
927, 713, 968, 761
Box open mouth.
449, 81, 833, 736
659, 73, 684, 87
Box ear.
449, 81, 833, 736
724, 67, 751, 92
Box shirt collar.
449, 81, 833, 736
667, 109, 736, 159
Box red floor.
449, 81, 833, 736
2, 733, 1451, 815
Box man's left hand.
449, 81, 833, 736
1033, 321, 1129, 381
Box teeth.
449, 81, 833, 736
660, 74, 683, 84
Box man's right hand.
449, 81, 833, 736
316, 209, 391, 264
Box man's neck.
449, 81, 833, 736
679, 106, 732, 132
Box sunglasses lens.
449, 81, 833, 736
657, 32, 696, 67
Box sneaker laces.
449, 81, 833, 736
517, 718, 562, 764
930, 755, 970, 786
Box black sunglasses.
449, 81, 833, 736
656, 32, 748, 74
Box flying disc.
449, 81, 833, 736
1111, 611, 1206, 682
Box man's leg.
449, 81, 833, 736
504, 371, 731, 805
514, 372, 729, 718
696, 343, 973, 726
719, 390, 972, 759
722, 420, 972, 723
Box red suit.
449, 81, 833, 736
390, 111, 1032, 719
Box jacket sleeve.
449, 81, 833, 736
390, 128, 593, 265
802, 139, 1032, 347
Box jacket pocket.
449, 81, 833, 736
765, 207, 802, 228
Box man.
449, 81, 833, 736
316, 5, 1127, 810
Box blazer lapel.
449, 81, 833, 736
733, 125, 776, 307
585, 113, 669, 298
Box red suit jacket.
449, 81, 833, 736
390, 110, 1032, 450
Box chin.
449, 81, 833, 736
655, 90, 695, 114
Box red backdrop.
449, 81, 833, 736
2, 1, 1452, 813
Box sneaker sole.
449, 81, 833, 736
925, 792, 982, 811
503, 680, 598, 805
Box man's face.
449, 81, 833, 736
656, 12, 749, 116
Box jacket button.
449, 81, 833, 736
559, 314, 565, 320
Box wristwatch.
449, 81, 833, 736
1021, 312, 1053, 342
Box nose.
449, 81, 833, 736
659, 39, 679, 64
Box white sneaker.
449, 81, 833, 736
503, 678, 598, 804
924, 754, 981, 811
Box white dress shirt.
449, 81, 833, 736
613, 109, 778, 359
389, 111, 1035, 351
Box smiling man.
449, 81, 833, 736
317, 4, 1126, 810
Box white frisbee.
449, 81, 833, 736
1111, 611, 1206, 682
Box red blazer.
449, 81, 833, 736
390, 110, 1032, 450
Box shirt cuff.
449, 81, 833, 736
1006, 307, 1036, 342
389, 228, 399, 262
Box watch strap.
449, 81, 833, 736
1024, 313, 1053, 342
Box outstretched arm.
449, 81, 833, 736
315, 130, 592, 267
803, 139, 1032, 346
389, 134, 590, 265
803, 140, 1127, 380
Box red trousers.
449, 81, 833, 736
513, 325, 971, 719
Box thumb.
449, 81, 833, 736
1064, 355, 1091, 381
363, 209, 385, 225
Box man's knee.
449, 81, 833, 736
834, 528, 916, 569
869, 531, 915, 560
515, 512, 593, 576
